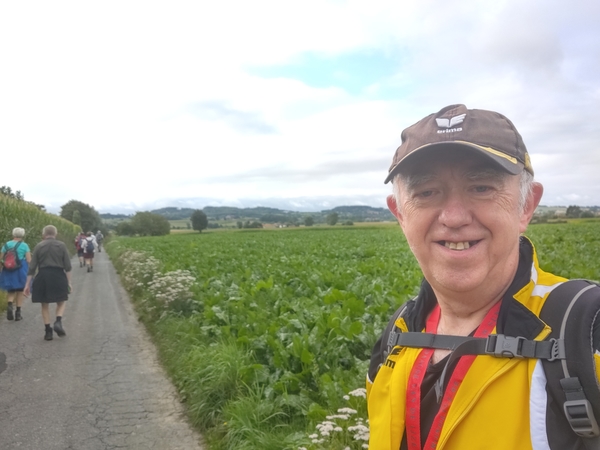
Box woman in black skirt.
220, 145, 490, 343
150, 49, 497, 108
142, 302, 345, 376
23, 225, 73, 341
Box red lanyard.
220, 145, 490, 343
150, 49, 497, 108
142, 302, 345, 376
405, 301, 501, 450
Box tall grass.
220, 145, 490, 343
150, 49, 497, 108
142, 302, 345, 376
0, 194, 80, 308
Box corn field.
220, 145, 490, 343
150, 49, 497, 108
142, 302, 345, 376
0, 195, 81, 254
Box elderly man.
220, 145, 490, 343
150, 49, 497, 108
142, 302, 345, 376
367, 105, 600, 449
24, 225, 72, 341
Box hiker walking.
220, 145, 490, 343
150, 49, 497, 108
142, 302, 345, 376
0, 227, 31, 321
82, 232, 97, 272
23, 225, 72, 341
75, 231, 86, 267
95, 230, 104, 252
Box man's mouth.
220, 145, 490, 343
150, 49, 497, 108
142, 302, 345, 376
440, 240, 480, 251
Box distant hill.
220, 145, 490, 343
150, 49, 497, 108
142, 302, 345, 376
117, 205, 397, 223
99, 213, 131, 219
101, 204, 599, 226
147, 207, 196, 220
323, 205, 395, 221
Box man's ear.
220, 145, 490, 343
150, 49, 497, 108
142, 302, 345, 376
387, 195, 403, 223
520, 182, 544, 233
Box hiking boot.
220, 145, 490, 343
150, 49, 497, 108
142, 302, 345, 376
6, 304, 14, 321
90, 266, 93, 272
87, 266, 90, 273
15, 310, 22, 321
53, 321, 66, 337
44, 328, 53, 341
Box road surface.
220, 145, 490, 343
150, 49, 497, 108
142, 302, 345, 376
0, 249, 205, 450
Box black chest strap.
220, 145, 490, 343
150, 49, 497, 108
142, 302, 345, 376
389, 330, 564, 404
389, 331, 563, 360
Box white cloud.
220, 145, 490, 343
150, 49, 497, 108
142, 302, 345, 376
1, 0, 599, 214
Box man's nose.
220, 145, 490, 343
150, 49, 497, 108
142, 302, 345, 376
438, 192, 472, 228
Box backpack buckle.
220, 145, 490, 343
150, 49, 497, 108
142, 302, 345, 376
564, 399, 600, 437
547, 338, 565, 362
487, 334, 526, 358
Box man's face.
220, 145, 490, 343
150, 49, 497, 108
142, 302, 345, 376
388, 148, 541, 298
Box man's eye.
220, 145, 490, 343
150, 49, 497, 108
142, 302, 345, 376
473, 186, 491, 193
417, 190, 434, 198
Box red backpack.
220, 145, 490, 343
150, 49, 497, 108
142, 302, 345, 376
2, 242, 22, 271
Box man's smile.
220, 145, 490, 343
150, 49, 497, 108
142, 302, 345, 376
438, 240, 482, 251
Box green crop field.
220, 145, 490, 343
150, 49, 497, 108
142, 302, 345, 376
106, 220, 600, 449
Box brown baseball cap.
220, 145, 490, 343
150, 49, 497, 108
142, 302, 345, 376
384, 104, 534, 184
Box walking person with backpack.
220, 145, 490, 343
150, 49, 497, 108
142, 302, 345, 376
82, 232, 97, 272
75, 231, 86, 267
23, 225, 72, 341
0, 227, 31, 321
95, 230, 104, 252
367, 104, 600, 450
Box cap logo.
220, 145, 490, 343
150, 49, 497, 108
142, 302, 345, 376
436, 113, 465, 134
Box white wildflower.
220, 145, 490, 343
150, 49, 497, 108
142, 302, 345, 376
348, 388, 367, 398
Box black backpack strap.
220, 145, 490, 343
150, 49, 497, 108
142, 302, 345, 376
381, 303, 410, 361
541, 280, 600, 449
368, 302, 411, 383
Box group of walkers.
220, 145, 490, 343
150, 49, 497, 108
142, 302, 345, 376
0, 226, 103, 341
75, 230, 103, 272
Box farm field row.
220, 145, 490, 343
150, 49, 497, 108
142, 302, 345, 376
106, 220, 600, 449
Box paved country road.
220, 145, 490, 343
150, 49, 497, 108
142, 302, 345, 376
0, 250, 205, 450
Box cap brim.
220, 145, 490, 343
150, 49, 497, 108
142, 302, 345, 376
384, 141, 524, 184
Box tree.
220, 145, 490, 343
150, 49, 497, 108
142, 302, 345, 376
190, 209, 208, 233
115, 221, 135, 236
566, 205, 582, 218
60, 200, 102, 232
304, 216, 314, 227
0, 185, 45, 210
326, 212, 339, 226
131, 212, 170, 236
72, 210, 82, 227
243, 220, 263, 229
581, 210, 595, 218
0, 186, 23, 200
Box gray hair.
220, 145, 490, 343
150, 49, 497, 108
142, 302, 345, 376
42, 225, 58, 237
12, 227, 25, 238
392, 170, 534, 215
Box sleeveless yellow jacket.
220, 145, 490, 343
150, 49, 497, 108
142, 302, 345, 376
366, 238, 600, 450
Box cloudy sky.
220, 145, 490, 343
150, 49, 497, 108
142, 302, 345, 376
1, 1, 599, 214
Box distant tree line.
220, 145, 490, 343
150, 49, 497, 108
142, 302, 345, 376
114, 212, 170, 236
532, 205, 597, 223
236, 220, 263, 229
136, 205, 395, 224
